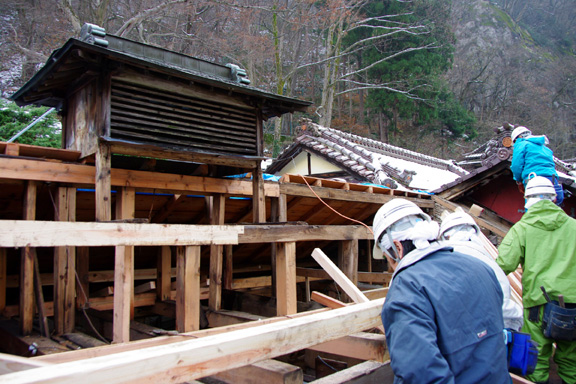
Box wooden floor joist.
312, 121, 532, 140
0, 298, 385, 384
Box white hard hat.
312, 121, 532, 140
524, 176, 556, 198
511, 126, 531, 143
439, 211, 480, 240
372, 199, 430, 259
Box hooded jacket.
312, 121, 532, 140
510, 136, 557, 183
382, 244, 510, 383
497, 200, 576, 307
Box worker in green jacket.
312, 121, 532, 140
497, 176, 576, 384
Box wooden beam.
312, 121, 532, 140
276, 242, 297, 316
0, 220, 243, 247
241, 225, 372, 243
308, 332, 388, 362
107, 140, 263, 170
209, 194, 225, 311
95, 142, 112, 221
150, 194, 185, 223
212, 359, 302, 384
311, 249, 367, 304
253, 166, 266, 223
114, 186, 136, 332
76, 247, 90, 309
113, 245, 134, 343
308, 360, 394, 384
0, 353, 51, 374
0, 157, 279, 197
4, 299, 384, 384
280, 183, 434, 206
54, 187, 76, 335
156, 247, 172, 301
339, 240, 358, 287
20, 181, 37, 335
33, 255, 49, 337
176, 246, 201, 332
0, 248, 5, 313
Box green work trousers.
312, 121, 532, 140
522, 306, 576, 383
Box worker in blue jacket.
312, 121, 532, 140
373, 199, 510, 383
510, 126, 564, 205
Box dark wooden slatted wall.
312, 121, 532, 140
110, 79, 258, 155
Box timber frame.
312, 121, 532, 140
0, 141, 436, 383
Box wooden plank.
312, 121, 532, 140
311, 249, 368, 304
20, 181, 37, 335
53, 187, 76, 335
0, 248, 5, 312
0, 156, 279, 197
253, 166, 266, 223
311, 291, 348, 309
33, 256, 49, 337
209, 194, 225, 311
223, 245, 233, 290
19, 248, 34, 335
280, 183, 433, 206
339, 240, 358, 286
212, 359, 302, 384
311, 249, 385, 334
133, 281, 155, 294
32, 307, 330, 364
176, 246, 201, 332
115, 187, 136, 325
241, 225, 372, 243
113, 245, 134, 343
107, 140, 261, 170
511, 373, 535, 384
95, 142, 112, 221
276, 242, 297, 316
76, 247, 90, 308
309, 332, 388, 363
308, 360, 394, 384
362, 288, 389, 300
0, 221, 243, 247
0, 353, 51, 374
157, 247, 172, 301
5, 299, 385, 384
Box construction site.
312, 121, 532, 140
1, 25, 575, 384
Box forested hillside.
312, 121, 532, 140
1, 0, 574, 159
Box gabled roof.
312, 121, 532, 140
10, 25, 311, 118
266, 119, 469, 192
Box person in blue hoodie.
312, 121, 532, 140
510, 126, 564, 205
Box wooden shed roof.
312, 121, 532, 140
10, 31, 311, 119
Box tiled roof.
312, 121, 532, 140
268, 120, 576, 194
267, 119, 468, 192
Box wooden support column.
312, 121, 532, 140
176, 245, 201, 332
223, 245, 233, 290
113, 246, 133, 343
157, 247, 172, 302
0, 248, 5, 313
20, 181, 37, 335
209, 194, 225, 311
54, 186, 77, 335
76, 247, 89, 309
276, 242, 297, 316
95, 142, 112, 221
113, 187, 135, 343
338, 240, 358, 287
252, 166, 266, 223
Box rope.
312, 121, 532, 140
298, 174, 374, 236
